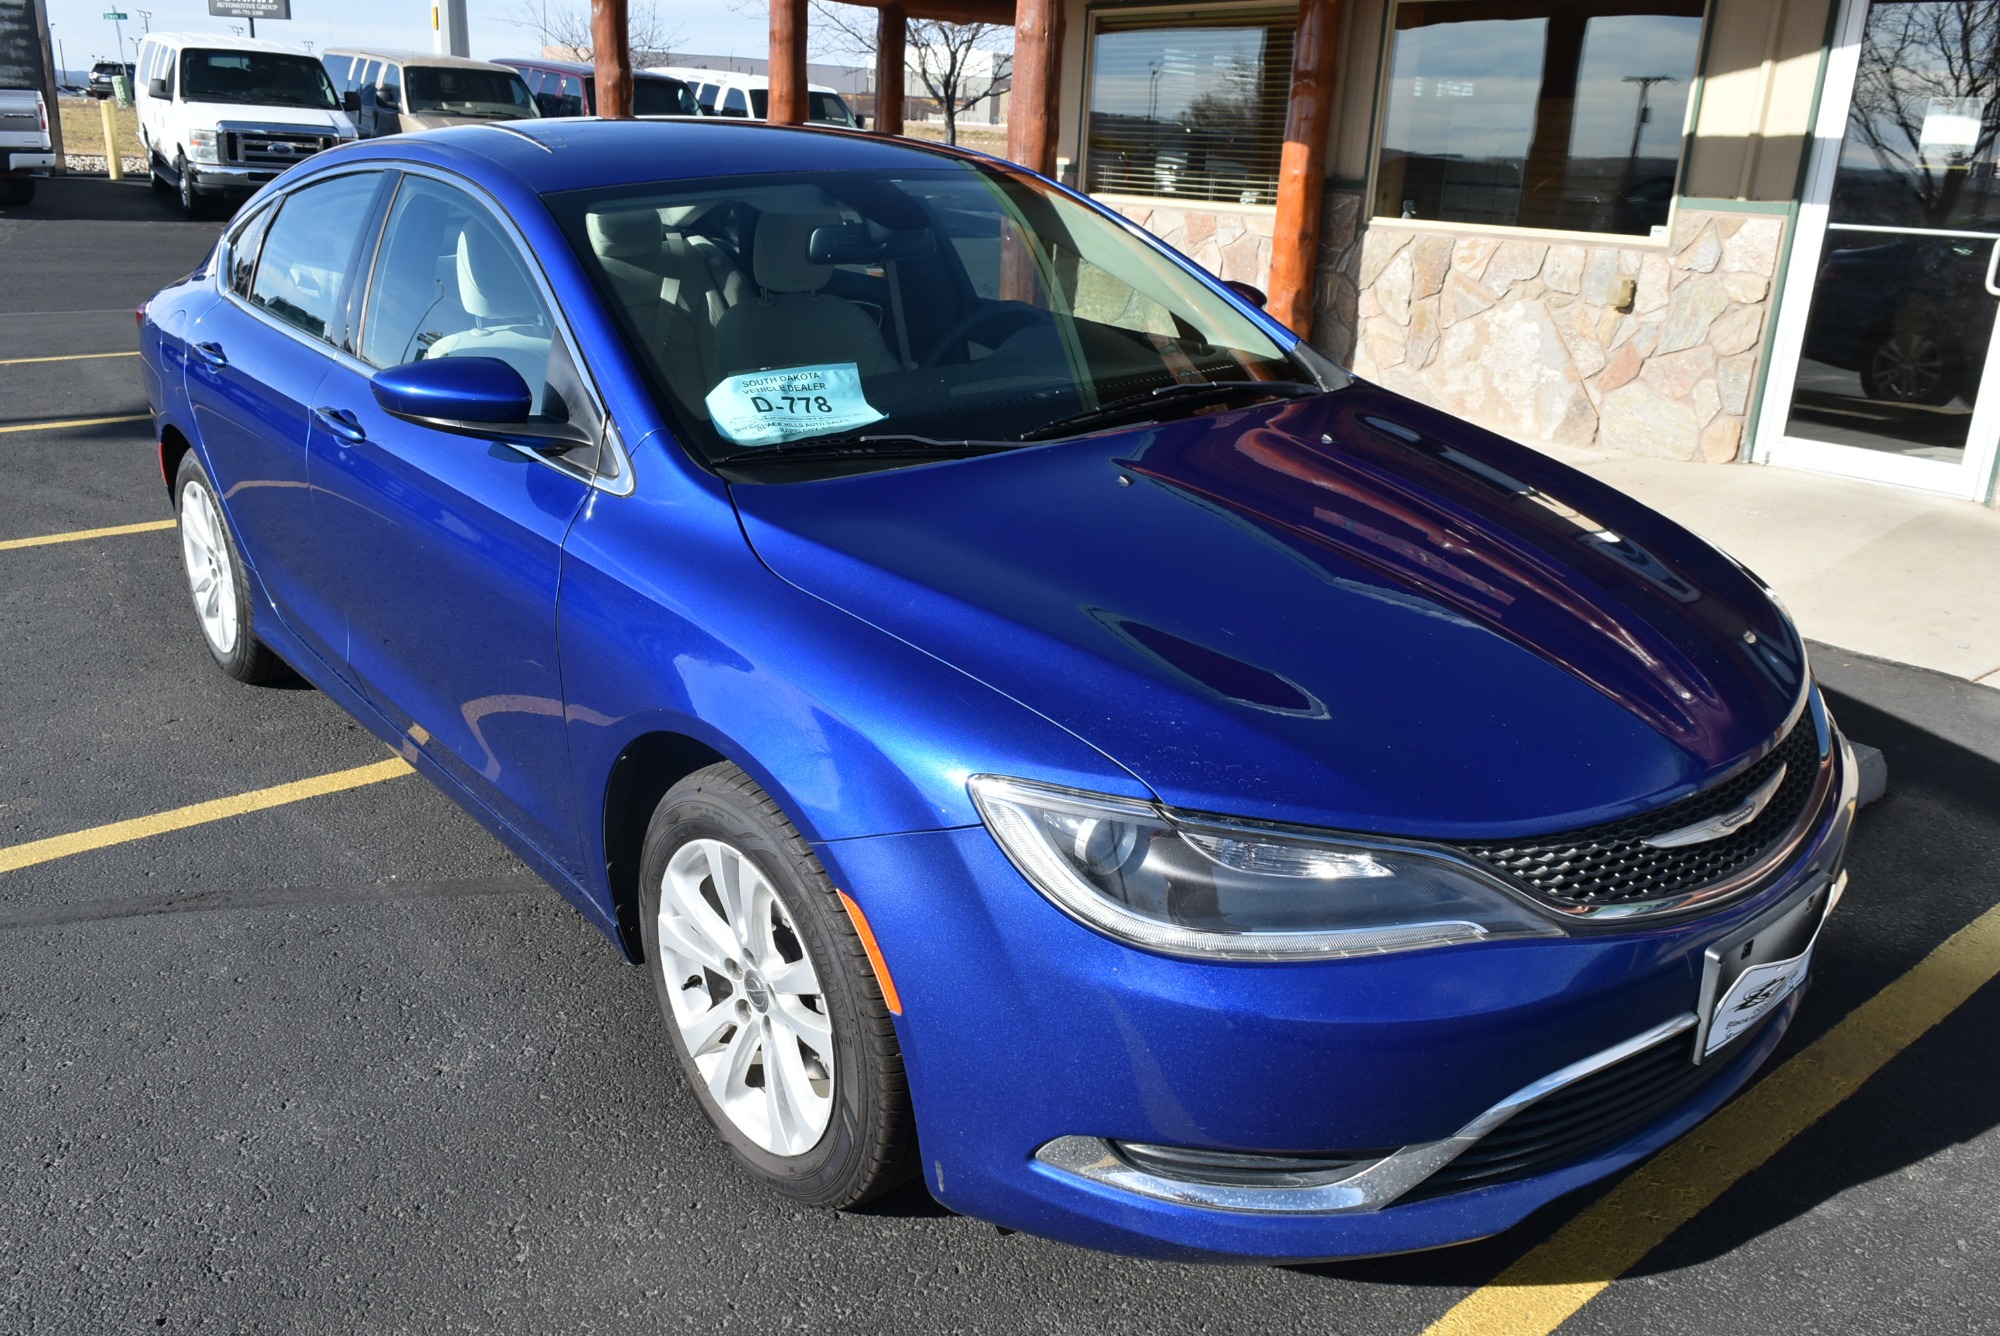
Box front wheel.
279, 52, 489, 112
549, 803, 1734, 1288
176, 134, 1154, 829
1859, 328, 1959, 405
175, 152, 207, 219
639, 763, 918, 1208
175, 452, 283, 683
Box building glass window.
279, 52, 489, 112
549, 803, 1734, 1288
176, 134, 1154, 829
1084, 11, 1296, 206
1373, 0, 1704, 236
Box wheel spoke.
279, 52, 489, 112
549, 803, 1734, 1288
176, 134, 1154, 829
773, 995, 832, 1049
765, 1024, 824, 1151
677, 998, 736, 1056
704, 1019, 760, 1106
655, 901, 730, 974
765, 957, 817, 997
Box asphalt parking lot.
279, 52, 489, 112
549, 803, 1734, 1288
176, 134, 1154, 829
3, 175, 1998, 1334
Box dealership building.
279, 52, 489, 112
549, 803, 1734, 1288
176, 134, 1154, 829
764, 0, 2000, 507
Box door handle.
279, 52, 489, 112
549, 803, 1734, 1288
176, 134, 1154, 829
312, 405, 367, 444
1986, 238, 2000, 298
191, 341, 227, 368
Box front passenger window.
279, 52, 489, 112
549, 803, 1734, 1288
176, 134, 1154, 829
359, 177, 559, 415
246, 172, 386, 346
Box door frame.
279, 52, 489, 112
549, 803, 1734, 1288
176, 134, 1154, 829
1754, 0, 2000, 504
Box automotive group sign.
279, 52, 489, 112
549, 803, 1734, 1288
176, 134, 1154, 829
207, 0, 292, 17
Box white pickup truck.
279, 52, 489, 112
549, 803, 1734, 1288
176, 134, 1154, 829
0, 85, 53, 205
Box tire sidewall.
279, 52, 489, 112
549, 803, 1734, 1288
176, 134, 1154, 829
638, 782, 880, 1204
174, 451, 261, 679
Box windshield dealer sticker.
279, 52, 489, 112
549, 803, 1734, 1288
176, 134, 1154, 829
705, 363, 885, 447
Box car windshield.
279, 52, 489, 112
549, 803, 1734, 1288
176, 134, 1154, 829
182, 50, 338, 109
633, 77, 698, 117
547, 162, 1338, 474
405, 66, 537, 118
746, 89, 856, 125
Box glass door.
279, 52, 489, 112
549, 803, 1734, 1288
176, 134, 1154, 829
1758, 0, 2000, 501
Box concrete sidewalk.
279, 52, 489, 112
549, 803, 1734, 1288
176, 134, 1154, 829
1537, 446, 2000, 689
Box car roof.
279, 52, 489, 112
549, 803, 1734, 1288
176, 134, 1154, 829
325, 49, 520, 72
495, 58, 688, 83
362, 117, 981, 195
655, 67, 841, 96
141, 32, 311, 55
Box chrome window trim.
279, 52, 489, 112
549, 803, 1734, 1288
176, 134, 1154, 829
216, 159, 635, 498
1034, 1012, 1701, 1215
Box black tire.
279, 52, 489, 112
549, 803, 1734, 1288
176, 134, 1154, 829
173, 451, 284, 684
639, 762, 917, 1208
0, 175, 33, 206
1859, 328, 1960, 405
175, 152, 207, 220
149, 150, 169, 194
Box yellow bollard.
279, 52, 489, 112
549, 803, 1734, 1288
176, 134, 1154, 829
99, 97, 124, 181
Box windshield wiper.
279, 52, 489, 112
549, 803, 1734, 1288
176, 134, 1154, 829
1018, 379, 1322, 442
713, 433, 1020, 467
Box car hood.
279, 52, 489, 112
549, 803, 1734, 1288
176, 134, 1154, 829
210, 106, 352, 133
730, 383, 1807, 838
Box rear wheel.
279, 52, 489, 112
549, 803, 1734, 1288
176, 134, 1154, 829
0, 175, 33, 206
175, 452, 283, 683
639, 762, 917, 1207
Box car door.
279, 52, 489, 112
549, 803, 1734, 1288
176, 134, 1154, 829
305, 171, 597, 875
184, 169, 391, 665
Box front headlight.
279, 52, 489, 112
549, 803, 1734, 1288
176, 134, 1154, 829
186, 129, 221, 164
970, 776, 1562, 962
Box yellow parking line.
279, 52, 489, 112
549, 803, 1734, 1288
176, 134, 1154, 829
0, 413, 150, 435
0, 351, 140, 367
1421, 899, 2000, 1336
0, 519, 175, 551
0, 758, 415, 876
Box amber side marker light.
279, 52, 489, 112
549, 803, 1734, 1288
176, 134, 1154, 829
836, 890, 904, 1015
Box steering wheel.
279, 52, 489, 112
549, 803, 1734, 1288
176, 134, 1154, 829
919, 302, 1047, 369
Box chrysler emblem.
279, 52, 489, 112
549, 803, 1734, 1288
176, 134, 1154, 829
1643, 765, 1788, 849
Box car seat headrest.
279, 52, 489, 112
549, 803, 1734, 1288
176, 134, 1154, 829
586, 207, 663, 261
753, 211, 839, 295
456, 222, 540, 321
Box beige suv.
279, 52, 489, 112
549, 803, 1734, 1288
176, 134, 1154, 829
322, 50, 539, 138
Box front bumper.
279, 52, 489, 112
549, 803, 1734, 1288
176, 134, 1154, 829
5, 151, 55, 174
184, 162, 286, 194
817, 733, 1857, 1261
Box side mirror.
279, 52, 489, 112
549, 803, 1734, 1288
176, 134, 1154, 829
148, 76, 168, 98
1222, 279, 1268, 310
344, 90, 361, 114
371, 356, 592, 450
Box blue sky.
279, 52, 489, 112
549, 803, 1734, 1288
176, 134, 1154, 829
45, 0, 783, 74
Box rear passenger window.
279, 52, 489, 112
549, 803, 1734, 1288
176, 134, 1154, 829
721, 87, 747, 117
227, 204, 277, 297
247, 172, 387, 346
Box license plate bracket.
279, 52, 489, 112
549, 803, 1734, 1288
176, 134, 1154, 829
1694, 872, 1842, 1060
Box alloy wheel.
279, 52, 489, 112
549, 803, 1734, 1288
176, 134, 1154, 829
179, 477, 239, 655
655, 837, 835, 1156
1867, 331, 1948, 403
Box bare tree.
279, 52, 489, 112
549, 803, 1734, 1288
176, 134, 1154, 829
1844, 0, 2000, 225
805, 2, 1011, 145
506, 1, 685, 65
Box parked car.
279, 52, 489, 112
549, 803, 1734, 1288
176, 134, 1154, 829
1801, 235, 1997, 405
0, 85, 53, 205
86, 59, 133, 100
494, 57, 697, 118
137, 119, 1855, 1263
657, 66, 857, 126
135, 33, 355, 218
322, 49, 538, 138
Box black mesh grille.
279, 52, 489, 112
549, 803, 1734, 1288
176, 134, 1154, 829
1453, 722, 1825, 908
1400, 1020, 1763, 1204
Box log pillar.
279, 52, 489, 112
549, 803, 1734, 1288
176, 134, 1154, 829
770, 0, 810, 125
1006, 0, 1061, 175
591, 0, 633, 119
1268, 0, 1342, 337
875, 4, 908, 135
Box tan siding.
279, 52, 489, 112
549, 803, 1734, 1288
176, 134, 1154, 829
1685, 0, 1833, 200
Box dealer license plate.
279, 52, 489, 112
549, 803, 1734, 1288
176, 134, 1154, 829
1694, 872, 1843, 1060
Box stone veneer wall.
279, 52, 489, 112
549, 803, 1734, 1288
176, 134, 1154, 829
1318, 206, 1787, 463
1106, 199, 1277, 293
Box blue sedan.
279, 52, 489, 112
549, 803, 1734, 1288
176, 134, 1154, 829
138, 119, 1857, 1262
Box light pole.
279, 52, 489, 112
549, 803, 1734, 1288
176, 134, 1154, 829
1623, 74, 1677, 163
136, 9, 151, 32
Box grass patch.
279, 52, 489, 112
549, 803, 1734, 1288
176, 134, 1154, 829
56, 96, 144, 162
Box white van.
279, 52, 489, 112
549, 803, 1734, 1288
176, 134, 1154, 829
136, 33, 356, 218
652, 67, 859, 127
